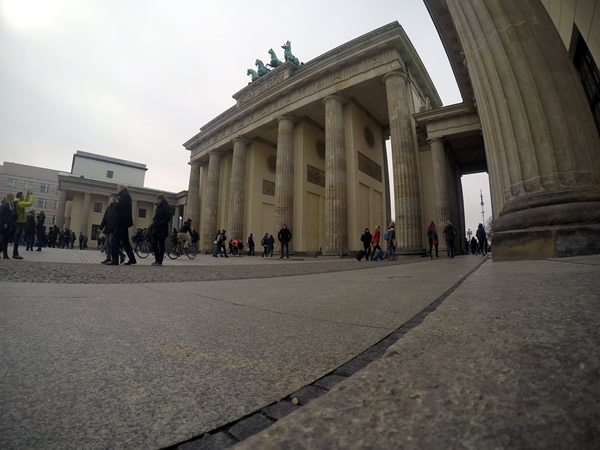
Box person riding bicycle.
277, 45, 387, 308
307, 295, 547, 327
177, 218, 193, 249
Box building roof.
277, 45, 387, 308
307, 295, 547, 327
71, 151, 148, 173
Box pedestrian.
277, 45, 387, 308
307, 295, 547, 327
0, 193, 15, 259
178, 218, 193, 249
426, 221, 439, 259
219, 229, 228, 257
78, 232, 85, 250
36, 211, 45, 251
12, 190, 34, 259
100, 193, 124, 264
443, 220, 457, 258
278, 224, 292, 259
247, 233, 255, 256
261, 232, 269, 257
25, 209, 36, 251
151, 193, 171, 266
385, 222, 396, 260
360, 227, 372, 260
109, 184, 136, 265
267, 234, 275, 257
470, 236, 478, 255
370, 226, 381, 260
476, 223, 487, 255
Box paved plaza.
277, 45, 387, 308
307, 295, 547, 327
1, 249, 599, 448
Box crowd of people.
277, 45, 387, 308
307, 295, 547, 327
2, 188, 490, 265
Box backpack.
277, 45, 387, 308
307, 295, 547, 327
383, 229, 390, 241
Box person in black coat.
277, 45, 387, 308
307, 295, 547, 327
151, 194, 171, 266
0, 194, 15, 259
109, 184, 136, 265
36, 211, 46, 251
360, 228, 372, 260
277, 224, 292, 259
100, 193, 120, 263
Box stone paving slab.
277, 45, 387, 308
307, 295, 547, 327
235, 256, 600, 449
0, 253, 485, 449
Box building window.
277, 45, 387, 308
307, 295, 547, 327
37, 198, 47, 208
93, 202, 103, 213
24, 181, 33, 190
106, 170, 114, 179
40, 183, 49, 193
52, 215, 56, 225
574, 34, 600, 135
138, 208, 146, 218
54, 200, 59, 208
91, 224, 101, 241
8, 178, 16, 188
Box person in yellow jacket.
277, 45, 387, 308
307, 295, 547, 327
12, 190, 34, 259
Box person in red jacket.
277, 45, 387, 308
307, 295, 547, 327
370, 226, 381, 260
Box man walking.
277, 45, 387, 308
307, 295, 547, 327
151, 193, 171, 266
277, 224, 292, 259
110, 184, 136, 265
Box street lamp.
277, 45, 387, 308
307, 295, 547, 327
467, 228, 472, 241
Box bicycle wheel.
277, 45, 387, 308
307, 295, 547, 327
185, 245, 197, 260
167, 242, 180, 259
135, 241, 150, 259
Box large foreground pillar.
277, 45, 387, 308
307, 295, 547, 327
384, 71, 422, 253
447, 0, 600, 259
200, 152, 221, 252
228, 137, 248, 241
274, 116, 295, 247
323, 94, 348, 255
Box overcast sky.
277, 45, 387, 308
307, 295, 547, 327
0, 0, 491, 236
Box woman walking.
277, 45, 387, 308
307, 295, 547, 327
426, 221, 439, 259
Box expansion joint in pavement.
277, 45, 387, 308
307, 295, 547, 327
168, 258, 490, 449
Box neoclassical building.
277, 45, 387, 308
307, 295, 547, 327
57, 151, 187, 243
185, 23, 442, 255
185, 1, 600, 260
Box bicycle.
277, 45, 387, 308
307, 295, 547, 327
134, 240, 151, 259
167, 240, 197, 260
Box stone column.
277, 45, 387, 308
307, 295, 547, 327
198, 162, 208, 251
187, 160, 201, 227
228, 137, 248, 241
274, 115, 295, 248
447, 0, 600, 259
323, 94, 348, 255
80, 192, 91, 235
430, 138, 452, 231
383, 71, 422, 253
56, 190, 67, 228
200, 152, 221, 251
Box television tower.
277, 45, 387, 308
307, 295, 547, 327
480, 189, 485, 225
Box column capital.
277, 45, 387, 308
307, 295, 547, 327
322, 93, 345, 106
189, 159, 202, 168
382, 70, 409, 84
428, 137, 445, 145
277, 114, 295, 124
233, 136, 250, 145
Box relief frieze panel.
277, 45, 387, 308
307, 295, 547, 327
357, 151, 382, 182
307, 165, 325, 187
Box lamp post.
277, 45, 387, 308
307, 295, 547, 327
467, 227, 472, 241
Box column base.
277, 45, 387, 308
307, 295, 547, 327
492, 187, 600, 261
492, 224, 600, 261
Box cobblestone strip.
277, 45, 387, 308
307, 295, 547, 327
168, 258, 489, 450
